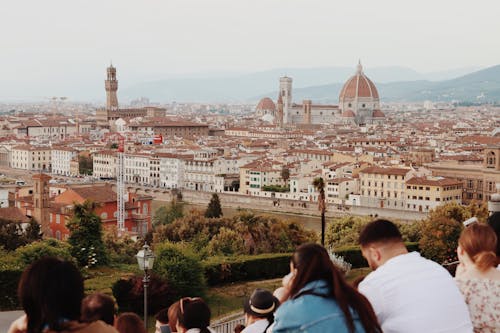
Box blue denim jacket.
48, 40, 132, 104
272, 280, 367, 333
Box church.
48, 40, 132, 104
256, 62, 385, 127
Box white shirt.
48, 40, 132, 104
359, 251, 473, 333
241, 319, 270, 333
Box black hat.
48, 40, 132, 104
244, 289, 279, 318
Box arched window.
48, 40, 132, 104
486, 151, 496, 168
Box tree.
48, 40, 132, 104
313, 177, 326, 246
281, 167, 290, 185
205, 193, 223, 218
78, 155, 93, 175
153, 199, 184, 226
0, 218, 42, 251
67, 200, 108, 267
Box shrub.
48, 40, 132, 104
112, 273, 175, 315
103, 227, 141, 264
207, 227, 244, 256
325, 216, 371, 248
203, 253, 292, 286
419, 216, 462, 264
15, 239, 74, 266
0, 249, 23, 310
153, 242, 206, 298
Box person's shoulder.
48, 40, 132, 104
81, 321, 118, 333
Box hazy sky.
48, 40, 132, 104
1, 0, 499, 99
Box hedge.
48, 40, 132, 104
203, 253, 292, 286
0, 266, 23, 310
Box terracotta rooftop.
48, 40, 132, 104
406, 177, 462, 187
0, 207, 30, 223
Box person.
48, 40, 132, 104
272, 243, 382, 333
81, 293, 117, 326
487, 211, 500, 268
234, 324, 245, 333
8, 257, 117, 333
114, 312, 146, 333
455, 223, 500, 332
175, 297, 214, 333
167, 301, 180, 333
155, 308, 169, 333
358, 219, 473, 333
241, 289, 279, 333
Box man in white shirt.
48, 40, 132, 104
358, 219, 473, 333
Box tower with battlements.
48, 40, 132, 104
105, 64, 119, 111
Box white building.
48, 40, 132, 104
10, 145, 51, 171
124, 153, 150, 185
92, 150, 117, 179
51, 148, 77, 176
157, 153, 185, 189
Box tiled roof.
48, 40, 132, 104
70, 185, 117, 203
0, 207, 30, 223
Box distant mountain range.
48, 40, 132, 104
120, 65, 500, 104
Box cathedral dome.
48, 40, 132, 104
256, 97, 276, 112
339, 62, 379, 101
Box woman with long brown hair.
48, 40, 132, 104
455, 223, 500, 332
273, 243, 381, 333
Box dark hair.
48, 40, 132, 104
115, 312, 146, 333
81, 293, 116, 326
167, 301, 180, 332
459, 223, 498, 272
234, 324, 245, 333
359, 219, 402, 246
290, 243, 381, 333
176, 297, 211, 333
487, 212, 500, 256
18, 257, 84, 333
155, 307, 169, 324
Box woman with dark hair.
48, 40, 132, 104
175, 297, 214, 333
455, 223, 500, 332
114, 312, 146, 333
8, 257, 117, 333
241, 289, 279, 333
273, 243, 381, 333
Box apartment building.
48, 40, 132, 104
405, 177, 462, 212
359, 166, 411, 209
51, 148, 77, 176
10, 145, 51, 171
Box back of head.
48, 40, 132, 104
487, 212, 500, 256
177, 298, 211, 333
18, 257, 83, 333
115, 312, 146, 333
81, 293, 116, 326
359, 219, 403, 247
167, 301, 180, 332
459, 223, 498, 272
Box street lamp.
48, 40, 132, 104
136, 242, 156, 330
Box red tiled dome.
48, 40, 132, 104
339, 63, 379, 100
373, 109, 385, 118
256, 97, 276, 111
342, 110, 355, 117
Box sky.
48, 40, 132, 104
1, 0, 499, 100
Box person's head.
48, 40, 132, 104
115, 312, 146, 333
243, 289, 279, 328
81, 293, 116, 326
289, 243, 381, 333
359, 219, 407, 270
167, 301, 180, 333
18, 257, 84, 333
155, 308, 169, 333
487, 211, 500, 256
234, 324, 245, 333
176, 297, 211, 333
458, 223, 498, 272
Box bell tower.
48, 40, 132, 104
32, 173, 51, 236
279, 76, 292, 124
105, 64, 119, 111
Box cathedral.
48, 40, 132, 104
256, 62, 385, 127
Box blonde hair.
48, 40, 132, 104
459, 223, 499, 272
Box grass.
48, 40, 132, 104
84, 264, 138, 295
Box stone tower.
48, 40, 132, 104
105, 64, 119, 111
32, 173, 51, 236
303, 100, 312, 125
279, 76, 292, 124
276, 93, 284, 128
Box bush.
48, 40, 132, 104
325, 216, 371, 248
207, 227, 244, 256
112, 273, 175, 315
419, 216, 462, 264
103, 227, 141, 264
153, 242, 206, 298
203, 253, 292, 286
0, 249, 23, 310
15, 239, 74, 266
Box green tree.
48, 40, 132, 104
16, 239, 74, 266
153, 199, 184, 226
313, 177, 326, 246
67, 200, 108, 267
78, 155, 93, 175
207, 227, 244, 255
281, 167, 290, 185
0, 218, 42, 251
325, 216, 371, 248
205, 193, 223, 218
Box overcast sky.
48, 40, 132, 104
1, 0, 499, 99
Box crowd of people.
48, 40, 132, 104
8, 213, 500, 333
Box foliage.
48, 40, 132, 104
0, 218, 42, 251
112, 273, 175, 315
67, 200, 109, 267
154, 211, 316, 257
103, 227, 141, 264
0, 265, 22, 310
203, 253, 292, 286
205, 193, 223, 218
418, 202, 487, 264
261, 185, 290, 192
281, 167, 290, 183
15, 239, 74, 266
325, 216, 371, 249
333, 243, 419, 269
153, 199, 184, 226
78, 154, 93, 175
153, 242, 206, 298
396, 221, 422, 243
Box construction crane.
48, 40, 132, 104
117, 136, 125, 234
